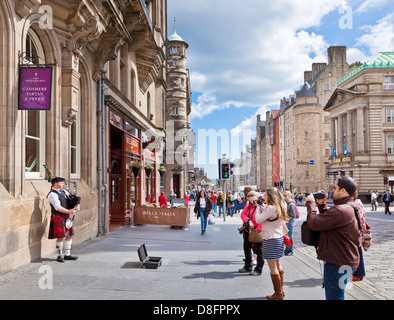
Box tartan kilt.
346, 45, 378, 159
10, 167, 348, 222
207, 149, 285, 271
48, 214, 75, 239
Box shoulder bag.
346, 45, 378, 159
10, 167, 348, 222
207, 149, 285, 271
247, 205, 263, 243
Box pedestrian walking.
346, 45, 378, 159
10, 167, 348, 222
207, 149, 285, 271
370, 190, 377, 211
185, 192, 190, 208
47, 177, 80, 263
383, 190, 392, 215
305, 176, 360, 300
194, 190, 212, 235
352, 190, 367, 282
255, 187, 288, 300
226, 191, 235, 216
239, 191, 265, 276
217, 191, 224, 217
210, 191, 217, 216
159, 192, 167, 208
283, 191, 297, 256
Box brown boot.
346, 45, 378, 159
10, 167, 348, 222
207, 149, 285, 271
266, 274, 284, 300
279, 270, 285, 297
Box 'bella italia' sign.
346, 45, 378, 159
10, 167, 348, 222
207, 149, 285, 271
18, 67, 53, 110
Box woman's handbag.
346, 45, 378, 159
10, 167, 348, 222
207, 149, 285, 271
362, 223, 372, 251
248, 227, 263, 243
283, 235, 293, 247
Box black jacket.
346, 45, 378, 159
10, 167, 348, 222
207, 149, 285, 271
194, 195, 212, 219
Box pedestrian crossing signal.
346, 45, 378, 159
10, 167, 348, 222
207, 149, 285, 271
221, 163, 230, 180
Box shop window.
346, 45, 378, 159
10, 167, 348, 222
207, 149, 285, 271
25, 29, 46, 179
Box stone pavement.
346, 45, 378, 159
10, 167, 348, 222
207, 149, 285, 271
0, 202, 386, 301
295, 202, 394, 300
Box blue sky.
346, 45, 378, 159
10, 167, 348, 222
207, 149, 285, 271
167, 0, 394, 180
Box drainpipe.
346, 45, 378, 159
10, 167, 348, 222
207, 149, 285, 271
101, 78, 108, 235
97, 77, 108, 236
97, 78, 103, 236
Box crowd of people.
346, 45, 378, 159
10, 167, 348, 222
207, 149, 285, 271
188, 176, 374, 300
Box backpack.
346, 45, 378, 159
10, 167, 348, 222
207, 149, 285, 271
294, 204, 300, 219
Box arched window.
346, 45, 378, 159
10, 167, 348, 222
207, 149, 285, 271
71, 75, 82, 178
24, 29, 46, 179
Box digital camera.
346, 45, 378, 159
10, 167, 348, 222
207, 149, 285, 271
313, 191, 326, 200
238, 223, 249, 234
253, 197, 264, 205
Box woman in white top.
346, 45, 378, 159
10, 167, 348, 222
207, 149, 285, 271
194, 190, 212, 235
256, 187, 288, 300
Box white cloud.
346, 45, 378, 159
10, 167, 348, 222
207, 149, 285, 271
169, 0, 349, 120
355, 13, 394, 56
190, 93, 250, 119
231, 106, 268, 137
355, 0, 388, 14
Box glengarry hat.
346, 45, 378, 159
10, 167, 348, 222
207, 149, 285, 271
51, 177, 66, 184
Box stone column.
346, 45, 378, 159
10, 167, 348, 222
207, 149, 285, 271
356, 107, 365, 153
337, 114, 344, 154
346, 112, 353, 154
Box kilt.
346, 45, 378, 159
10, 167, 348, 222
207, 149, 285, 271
48, 214, 74, 239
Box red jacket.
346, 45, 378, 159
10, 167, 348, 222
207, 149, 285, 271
159, 194, 167, 208
241, 201, 262, 231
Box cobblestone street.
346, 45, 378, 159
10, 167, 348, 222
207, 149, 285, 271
295, 204, 394, 300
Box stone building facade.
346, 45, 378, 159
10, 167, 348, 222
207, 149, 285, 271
277, 46, 352, 194
0, 0, 168, 274
324, 52, 394, 199
162, 27, 193, 199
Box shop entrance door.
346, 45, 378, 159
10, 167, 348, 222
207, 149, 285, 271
173, 174, 180, 198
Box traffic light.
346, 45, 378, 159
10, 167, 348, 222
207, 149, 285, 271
221, 163, 230, 180
384, 176, 388, 185
279, 180, 284, 188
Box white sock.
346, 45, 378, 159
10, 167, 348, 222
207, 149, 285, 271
56, 241, 64, 257
64, 240, 72, 256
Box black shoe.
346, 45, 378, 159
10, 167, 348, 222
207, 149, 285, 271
250, 270, 262, 276
238, 267, 253, 273
64, 255, 78, 260
285, 251, 293, 256
56, 255, 65, 263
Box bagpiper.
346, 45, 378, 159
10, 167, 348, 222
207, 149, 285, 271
47, 177, 80, 262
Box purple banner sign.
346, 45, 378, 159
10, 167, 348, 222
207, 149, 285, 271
18, 67, 53, 110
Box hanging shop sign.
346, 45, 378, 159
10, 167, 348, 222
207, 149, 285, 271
18, 67, 53, 110
126, 134, 140, 155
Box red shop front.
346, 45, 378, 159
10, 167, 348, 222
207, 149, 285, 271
109, 110, 142, 225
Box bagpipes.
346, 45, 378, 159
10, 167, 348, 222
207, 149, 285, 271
43, 164, 81, 209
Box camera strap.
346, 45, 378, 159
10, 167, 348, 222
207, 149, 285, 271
247, 205, 257, 229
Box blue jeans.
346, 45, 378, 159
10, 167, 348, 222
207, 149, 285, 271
199, 208, 207, 231
285, 219, 296, 252
227, 207, 234, 216
324, 262, 355, 300
211, 203, 217, 215
218, 205, 223, 216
